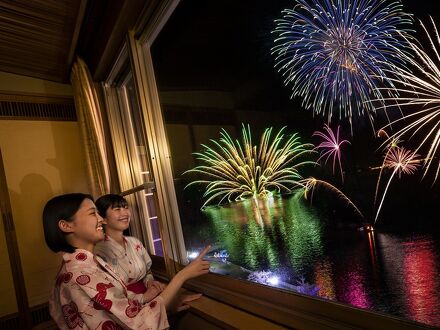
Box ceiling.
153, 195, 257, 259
0, 0, 85, 82
0, 0, 149, 83
1, 0, 436, 85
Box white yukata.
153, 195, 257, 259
49, 249, 169, 330
94, 235, 154, 297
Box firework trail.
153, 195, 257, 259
378, 18, 440, 182
373, 129, 401, 206
374, 147, 420, 224
301, 177, 363, 218
271, 0, 412, 128
313, 124, 350, 182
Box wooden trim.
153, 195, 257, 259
0, 149, 32, 329
0, 67, 67, 84
183, 273, 434, 330
103, 44, 129, 87
0, 91, 73, 104
135, 0, 180, 46
187, 295, 287, 330
150, 255, 168, 281
127, 31, 187, 269
66, 0, 88, 71
152, 257, 433, 328
151, 257, 433, 328
91, 0, 147, 81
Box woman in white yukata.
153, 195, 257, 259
43, 193, 210, 330
94, 194, 163, 302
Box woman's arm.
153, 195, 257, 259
159, 245, 211, 309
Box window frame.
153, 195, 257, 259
102, 62, 156, 252
102, 1, 433, 328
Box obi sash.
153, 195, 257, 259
126, 280, 147, 294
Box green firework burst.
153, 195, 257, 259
185, 124, 316, 207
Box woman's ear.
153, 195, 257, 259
58, 219, 74, 233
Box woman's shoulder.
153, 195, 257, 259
95, 237, 111, 248
61, 250, 97, 273
125, 235, 143, 245
94, 239, 109, 253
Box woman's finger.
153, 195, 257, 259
196, 245, 211, 260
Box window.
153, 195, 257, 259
145, 0, 440, 328
104, 67, 164, 256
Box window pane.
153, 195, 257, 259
112, 74, 164, 256
151, 0, 440, 328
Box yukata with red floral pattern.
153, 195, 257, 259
49, 249, 169, 330
95, 235, 154, 300
44, 193, 209, 330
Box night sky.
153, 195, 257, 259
152, 0, 440, 228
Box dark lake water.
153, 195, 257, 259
182, 192, 440, 328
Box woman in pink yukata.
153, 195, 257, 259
43, 193, 210, 329
94, 194, 163, 303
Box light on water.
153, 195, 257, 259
184, 193, 440, 327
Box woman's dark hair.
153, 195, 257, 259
43, 193, 93, 253
95, 194, 128, 218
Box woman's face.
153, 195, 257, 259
68, 198, 104, 250
103, 203, 131, 233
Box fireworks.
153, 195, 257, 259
374, 146, 421, 223
271, 0, 412, 125
373, 129, 400, 206
378, 18, 440, 182
313, 124, 350, 182
301, 177, 363, 218
383, 146, 419, 177
185, 125, 316, 207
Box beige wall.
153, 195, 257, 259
0, 72, 80, 316
0, 120, 88, 309
0, 71, 72, 96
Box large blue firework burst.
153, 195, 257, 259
271, 0, 412, 126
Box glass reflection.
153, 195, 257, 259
186, 197, 440, 327
204, 192, 323, 288
403, 239, 440, 325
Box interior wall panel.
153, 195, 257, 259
0, 120, 89, 307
